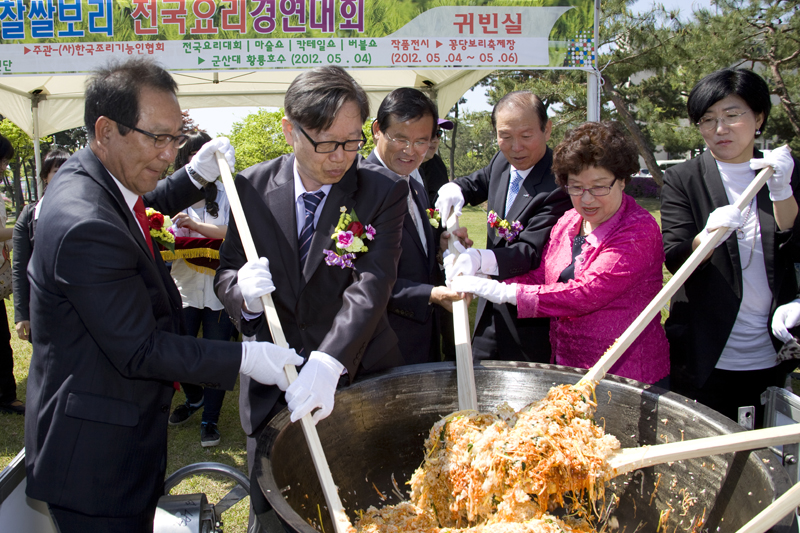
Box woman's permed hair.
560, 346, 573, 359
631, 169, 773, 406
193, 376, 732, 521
552, 121, 639, 187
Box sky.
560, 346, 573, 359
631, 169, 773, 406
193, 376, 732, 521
188, 0, 712, 137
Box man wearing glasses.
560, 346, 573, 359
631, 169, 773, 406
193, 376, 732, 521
366, 88, 462, 365
25, 58, 302, 533
436, 90, 572, 364
214, 65, 407, 533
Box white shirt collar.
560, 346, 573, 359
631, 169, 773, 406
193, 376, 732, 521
510, 165, 533, 179
292, 159, 332, 201
107, 170, 139, 212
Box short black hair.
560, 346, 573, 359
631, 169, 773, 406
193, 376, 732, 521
687, 68, 771, 137
84, 58, 178, 140
284, 66, 369, 132
174, 130, 212, 169
0, 134, 14, 161
374, 88, 438, 138
491, 90, 548, 132
41, 148, 70, 181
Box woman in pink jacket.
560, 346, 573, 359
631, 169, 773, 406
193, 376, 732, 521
452, 121, 669, 384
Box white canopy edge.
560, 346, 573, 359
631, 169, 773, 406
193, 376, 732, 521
0, 68, 490, 137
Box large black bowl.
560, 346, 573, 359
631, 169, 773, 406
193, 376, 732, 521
254, 362, 796, 532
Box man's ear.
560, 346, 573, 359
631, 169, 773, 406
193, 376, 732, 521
371, 119, 380, 138
93, 116, 115, 146
281, 117, 295, 147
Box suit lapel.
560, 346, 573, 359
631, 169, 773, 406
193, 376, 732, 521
757, 185, 776, 290
409, 178, 432, 257
701, 150, 741, 298
265, 158, 302, 296
80, 149, 157, 262
302, 162, 358, 283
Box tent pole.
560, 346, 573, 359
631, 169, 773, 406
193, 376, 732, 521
586, 0, 601, 122
31, 92, 43, 200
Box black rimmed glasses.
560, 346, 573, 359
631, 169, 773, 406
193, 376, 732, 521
109, 118, 189, 149
564, 185, 615, 197
296, 124, 365, 153
696, 111, 749, 133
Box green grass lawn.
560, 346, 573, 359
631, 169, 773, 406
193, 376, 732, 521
0, 199, 668, 531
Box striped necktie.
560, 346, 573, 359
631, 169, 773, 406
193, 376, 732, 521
505, 169, 524, 217
299, 190, 325, 268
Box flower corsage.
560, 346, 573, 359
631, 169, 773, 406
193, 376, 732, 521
426, 208, 441, 228
487, 210, 523, 243
146, 208, 175, 252
324, 206, 376, 269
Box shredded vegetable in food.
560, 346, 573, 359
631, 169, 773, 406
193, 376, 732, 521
355, 383, 621, 533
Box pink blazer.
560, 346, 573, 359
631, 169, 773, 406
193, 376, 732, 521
508, 194, 670, 384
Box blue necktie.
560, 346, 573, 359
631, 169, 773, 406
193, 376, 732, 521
505, 169, 524, 217
299, 190, 325, 268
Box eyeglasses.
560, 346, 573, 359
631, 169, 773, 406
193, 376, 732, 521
109, 118, 189, 149
564, 185, 615, 197
296, 124, 365, 153
382, 130, 431, 151
696, 111, 749, 132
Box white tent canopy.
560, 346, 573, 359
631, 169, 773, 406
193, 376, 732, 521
0, 68, 490, 138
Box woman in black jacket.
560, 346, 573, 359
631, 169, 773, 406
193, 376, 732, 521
660, 68, 799, 427
12, 148, 69, 341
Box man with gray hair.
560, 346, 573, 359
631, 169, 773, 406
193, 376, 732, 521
215, 65, 408, 532
436, 90, 571, 363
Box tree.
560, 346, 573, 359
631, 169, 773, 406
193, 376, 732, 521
227, 109, 292, 172
0, 120, 52, 213
690, 0, 800, 140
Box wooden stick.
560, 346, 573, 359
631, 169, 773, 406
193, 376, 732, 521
579, 165, 775, 385
215, 153, 351, 533
735, 476, 800, 533
446, 210, 478, 412
608, 422, 800, 476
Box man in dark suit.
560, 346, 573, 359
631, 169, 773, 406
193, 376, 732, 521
366, 88, 462, 364
213, 66, 408, 532
436, 91, 572, 363
24, 58, 301, 533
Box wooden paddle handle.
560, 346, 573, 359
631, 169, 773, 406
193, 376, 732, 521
445, 209, 478, 411
215, 153, 351, 533
609, 421, 800, 476
736, 477, 800, 533
580, 165, 775, 385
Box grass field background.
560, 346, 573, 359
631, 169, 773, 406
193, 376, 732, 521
0, 200, 664, 532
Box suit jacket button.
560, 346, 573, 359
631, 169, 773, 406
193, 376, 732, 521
299, 323, 306, 331
161, 404, 169, 413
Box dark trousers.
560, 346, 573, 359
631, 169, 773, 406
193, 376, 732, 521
178, 307, 235, 423
0, 304, 16, 403
673, 364, 791, 429
472, 301, 552, 364
49, 504, 156, 533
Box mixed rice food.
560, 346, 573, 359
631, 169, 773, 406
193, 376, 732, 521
355, 383, 621, 533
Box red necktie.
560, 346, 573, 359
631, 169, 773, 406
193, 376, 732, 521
133, 197, 155, 259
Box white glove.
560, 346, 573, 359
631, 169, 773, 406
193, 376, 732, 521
240, 342, 303, 390
450, 275, 517, 305
751, 145, 795, 202
444, 241, 482, 283
772, 299, 800, 343
435, 182, 465, 221
237, 257, 274, 314
285, 351, 344, 424
700, 205, 743, 248
188, 136, 236, 182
